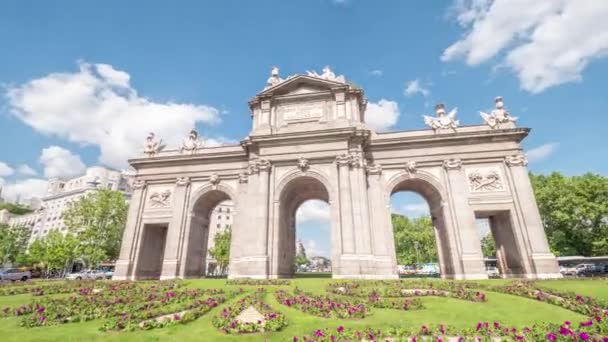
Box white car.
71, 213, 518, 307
486, 267, 500, 277
0, 268, 31, 282
65, 270, 106, 280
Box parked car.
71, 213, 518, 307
65, 269, 106, 280
0, 268, 31, 282
486, 267, 500, 278
577, 264, 606, 277
575, 263, 595, 277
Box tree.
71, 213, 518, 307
0, 202, 33, 215
481, 234, 496, 257
209, 228, 231, 275
391, 214, 437, 265
530, 172, 608, 256
44, 231, 78, 274
62, 189, 128, 268
0, 224, 30, 265
295, 254, 309, 268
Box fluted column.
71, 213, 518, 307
160, 177, 190, 279
350, 154, 372, 255
113, 179, 147, 280
336, 154, 355, 254
257, 159, 272, 257
366, 164, 398, 278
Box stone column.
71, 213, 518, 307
336, 154, 355, 255
443, 159, 487, 279
366, 164, 398, 278
505, 154, 561, 278
228, 172, 250, 278
257, 158, 272, 274
160, 177, 190, 280
113, 179, 146, 280
350, 154, 372, 255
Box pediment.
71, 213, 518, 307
257, 75, 346, 97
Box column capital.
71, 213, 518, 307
443, 158, 462, 170
238, 172, 249, 183
505, 153, 528, 167
175, 176, 190, 186
257, 158, 272, 172
366, 163, 382, 175
336, 153, 352, 166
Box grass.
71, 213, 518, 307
0, 278, 604, 342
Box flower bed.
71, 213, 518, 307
212, 288, 288, 334
296, 310, 608, 341
225, 279, 290, 286
5, 280, 236, 331
276, 288, 368, 319
327, 280, 487, 303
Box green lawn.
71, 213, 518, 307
0, 278, 604, 342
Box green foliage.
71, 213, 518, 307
391, 214, 437, 265
0, 223, 30, 265
530, 172, 608, 256
295, 254, 309, 267
0, 202, 33, 215
481, 234, 496, 257
208, 228, 231, 274
62, 189, 128, 267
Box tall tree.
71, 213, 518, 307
62, 189, 128, 268
209, 228, 231, 275
44, 231, 79, 274
391, 214, 437, 265
0, 224, 30, 265
531, 172, 608, 256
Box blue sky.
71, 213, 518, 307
1, 1, 606, 257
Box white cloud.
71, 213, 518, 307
393, 202, 430, 218
369, 69, 383, 76
302, 239, 329, 257
0, 162, 14, 177
6, 62, 221, 169
365, 99, 400, 131
0, 178, 48, 203
296, 200, 330, 223
404, 79, 430, 97
442, 0, 608, 93
17, 164, 37, 176
526, 143, 559, 163
39, 146, 86, 178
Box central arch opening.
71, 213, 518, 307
389, 177, 454, 278
277, 176, 331, 278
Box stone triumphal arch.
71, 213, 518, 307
114, 67, 561, 280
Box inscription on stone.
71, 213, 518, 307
280, 101, 325, 122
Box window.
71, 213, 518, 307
218, 207, 223, 212
225, 224, 230, 229
226, 215, 230, 220
227, 208, 231, 213
217, 215, 221, 220
216, 224, 220, 228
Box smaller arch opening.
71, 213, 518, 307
185, 189, 234, 278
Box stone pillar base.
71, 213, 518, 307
228, 256, 268, 279
458, 254, 488, 280
530, 253, 562, 279
160, 259, 180, 280
332, 255, 398, 279
112, 259, 133, 281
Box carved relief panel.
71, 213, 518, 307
146, 187, 173, 209
465, 167, 505, 193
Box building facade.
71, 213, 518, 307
1, 166, 129, 244
114, 67, 561, 281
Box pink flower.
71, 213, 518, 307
476, 322, 482, 331
292, 337, 298, 342
337, 326, 344, 333
546, 333, 557, 341
580, 320, 593, 327
314, 330, 324, 337
559, 326, 572, 335
579, 332, 590, 341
